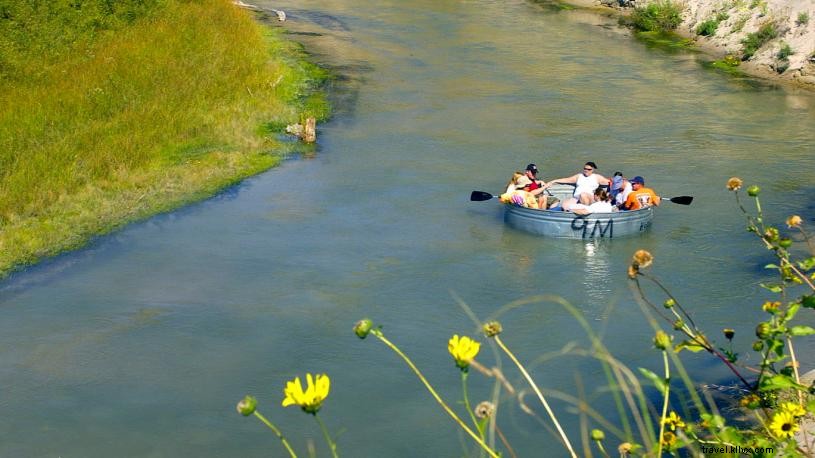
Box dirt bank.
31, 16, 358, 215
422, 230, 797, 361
575, 0, 815, 89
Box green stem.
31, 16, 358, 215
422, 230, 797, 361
314, 414, 339, 458
494, 335, 577, 458
595, 440, 611, 458
462, 371, 483, 435
253, 411, 298, 458
371, 330, 500, 458
656, 351, 671, 458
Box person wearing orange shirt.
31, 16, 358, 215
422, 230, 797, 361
623, 176, 661, 210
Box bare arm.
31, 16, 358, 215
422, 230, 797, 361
543, 174, 578, 188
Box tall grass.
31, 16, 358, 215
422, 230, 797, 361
0, 0, 328, 276
627, 1, 683, 33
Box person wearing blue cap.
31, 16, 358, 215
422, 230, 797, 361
623, 176, 661, 210
610, 171, 632, 208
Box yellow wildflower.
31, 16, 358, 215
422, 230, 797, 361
762, 301, 780, 313
663, 411, 686, 431
769, 410, 799, 439
780, 402, 806, 418
618, 442, 632, 455
661, 430, 677, 448
282, 373, 330, 414
786, 215, 802, 228
726, 177, 743, 191
448, 334, 481, 371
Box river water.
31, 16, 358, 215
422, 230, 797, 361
1, 0, 814, 456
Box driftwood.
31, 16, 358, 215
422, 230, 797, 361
285, 117, 317, 143
232, 1, 286, 21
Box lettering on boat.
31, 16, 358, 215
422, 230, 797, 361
571, 216, 613, 238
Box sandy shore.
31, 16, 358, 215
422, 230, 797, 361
564, 0, 815, 90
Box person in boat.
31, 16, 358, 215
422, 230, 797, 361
516, 163, 556, 209
541, 161, 611, 205
499, 170, 542, 209
610, 171, 632, 208
623, 176, 661, 210
565, 188, 615, 214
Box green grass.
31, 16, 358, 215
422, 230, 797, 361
0, 0, 329, 277
696, 19, 719, 36
627, 1, 683, 32
741, 22, 778, 59
777, 42, 793, 60
797, 12, 810, 26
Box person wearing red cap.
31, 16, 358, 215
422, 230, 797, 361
623, 176, 661, 210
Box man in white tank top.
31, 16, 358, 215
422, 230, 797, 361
542, 161, 611, 205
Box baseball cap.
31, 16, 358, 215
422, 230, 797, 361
525, 164, 539, 175
630, 176, 645, 185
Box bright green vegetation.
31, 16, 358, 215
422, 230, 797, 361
696, 12, 729, 36
627, 1, 683, 32
798, 12, 810, 26
696, 19, 719, 36
707, 54, 745, 75
635, 31, 695, 52
741, 22, 778, 59
0, 0, 329, 277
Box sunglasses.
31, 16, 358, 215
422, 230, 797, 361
583, 167, 593, 171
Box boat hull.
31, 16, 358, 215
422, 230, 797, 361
503, 185, 654, 238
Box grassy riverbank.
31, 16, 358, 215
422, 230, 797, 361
0, 0, 328, 277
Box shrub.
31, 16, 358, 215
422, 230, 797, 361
777, 42, 793, 60
716, 12, 730, 22
629, 1, 683, 32
696, 19, 719, 36
741, 22, 778, 59
797, 12, 810, 26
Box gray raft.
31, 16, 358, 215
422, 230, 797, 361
504, 184, 654, 239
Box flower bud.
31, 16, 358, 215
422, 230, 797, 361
618, 442, 632, 454
723, 328, 735, 340
763, 227, 779, 243
654, 330, 671, 351
786, 215, 802, 228
663, 298, 676, 309
726, 177, 743, 191
591, 429, 605, 441
746, 185, 760, 197
762, 301, 780, 313
474, 401, 495, 419
632, 250, 653, 269
752, 340, 764, 351
755, 323, 771, 339
673, 319, 684, 331
353, 318, 373, 339
483, 321, 503, 337
739, 394, 761, 409
237, 395, 257, 416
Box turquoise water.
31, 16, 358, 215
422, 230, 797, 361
1, 0, 814, 456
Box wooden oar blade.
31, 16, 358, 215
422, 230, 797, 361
667, 196, 693, 205
470, 191, 495, 202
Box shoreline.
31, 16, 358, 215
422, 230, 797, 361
556, 0, 815, 91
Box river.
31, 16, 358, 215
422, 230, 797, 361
1, 0, 814, 456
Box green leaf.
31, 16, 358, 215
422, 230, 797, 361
760, 374, 807, 391
807, 399, 815, 413
798, 256, 815, 271
760, 283, 783, 293
764, 263, 779, 269
638, 367, 668, 392
675, 340, 706, 353
789, 325, 815, 336
802, 294, 815, 309
784, 302, 800, 321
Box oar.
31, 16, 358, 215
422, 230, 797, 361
662, 196, 693, 205
470, 190, 497, 201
